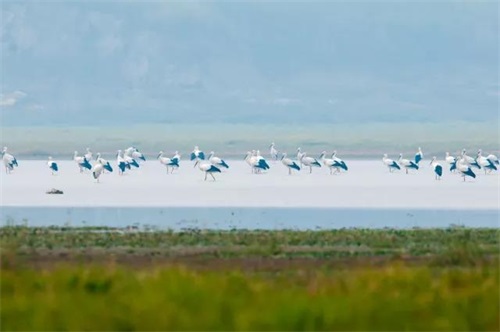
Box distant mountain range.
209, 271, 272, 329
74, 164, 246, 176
1, 2, 498, 126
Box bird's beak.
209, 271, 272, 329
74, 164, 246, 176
194, 161, 199, 168
157, 153, 161, 159
429, 161, 433, 166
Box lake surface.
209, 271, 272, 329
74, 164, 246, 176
1, 206, 498, 230
1, 160, 499, 229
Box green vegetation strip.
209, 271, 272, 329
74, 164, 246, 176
1, 227, 499, 260
2, 227, 499, 330
2, 265, 498, 330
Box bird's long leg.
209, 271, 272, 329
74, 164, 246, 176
310, 166, 312, 174
204, 172, 207, 181
406, 168, 408, 174
288, 167, 291, 175
210, 173, 216, 181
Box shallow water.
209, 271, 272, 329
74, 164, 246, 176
1, 206, 498, 230
1, 160, 499, 229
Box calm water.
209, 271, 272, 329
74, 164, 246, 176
1, 207, 498, 230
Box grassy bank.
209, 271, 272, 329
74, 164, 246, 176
1, 227, 499, 330
1, 227, 499, 263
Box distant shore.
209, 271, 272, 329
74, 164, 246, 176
2, 122, 498, 159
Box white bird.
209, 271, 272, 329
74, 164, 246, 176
456, 158, 476, 181
269, 143, 279, 161
208, 151, 229, 169
95, 153, 113, 173
190, 146, 205, 161
91, 159, 105, 183
256, 150, 270, 172
300, 153, 321, 173
319, 151, 337, 175
476, 150, 497, 174
123, 151, 140, 170
398, 153, 419, 174
2, 147, 18, 174
415, 147, 423, 165
194, 160, 221, 181
116, 150, 131, 175
84, 148, 93, 161
73, 151, 92, 173
125, 147, 146, 162
252, 150, 270, 173
479, 149, 500, 165
281, 153, 301, 175
429, 157, 443, 180
296, 148, 305, 168
485, 151, 499, 165
244, 151, 269, 173
461, 149, 480, 169
173, 151, 181, 162
330, 151, 348, 173
47, 156, 58, 175
382, 154, 401, 173
157, 151, 180, 174
445, 152, 457, 172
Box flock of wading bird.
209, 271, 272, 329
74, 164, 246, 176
1, 144, 498, 182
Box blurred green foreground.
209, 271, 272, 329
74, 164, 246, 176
1, 227, 499, 331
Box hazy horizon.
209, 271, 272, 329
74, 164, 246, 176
1, 2, 498, 127
1, 122, 498, 158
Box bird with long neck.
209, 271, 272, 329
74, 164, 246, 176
208, 151, 229, 169
456, 157, 476, 181
281, 153, 300, 175
47, 156, 58, 175
445, 152, 457, 172
398, 153, 419, 174
476, 150, 497, 174
2, 147, 18, 174
74, 151, 91, 173
194, 160, 221, 181
382, 154, 400, 173
269, 142, 278, 161
157, 151, 179, 174
429, 156, 443, 180
300, 152, 321, 174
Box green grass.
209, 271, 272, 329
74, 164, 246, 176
2, 264, 498, 331
1, 227, 499, 330
2, 226, 499, 261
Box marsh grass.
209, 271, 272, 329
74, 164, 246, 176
1, 227, 498, 262
1, 264, 499, 331
1, 227, 499, 330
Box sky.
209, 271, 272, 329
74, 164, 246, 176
0, 1, 498, 126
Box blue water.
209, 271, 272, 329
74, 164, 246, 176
1, 207, 498, 230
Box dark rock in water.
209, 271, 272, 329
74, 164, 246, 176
46, 188, 64, 194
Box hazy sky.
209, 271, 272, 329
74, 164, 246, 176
1, 1, 498, 126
